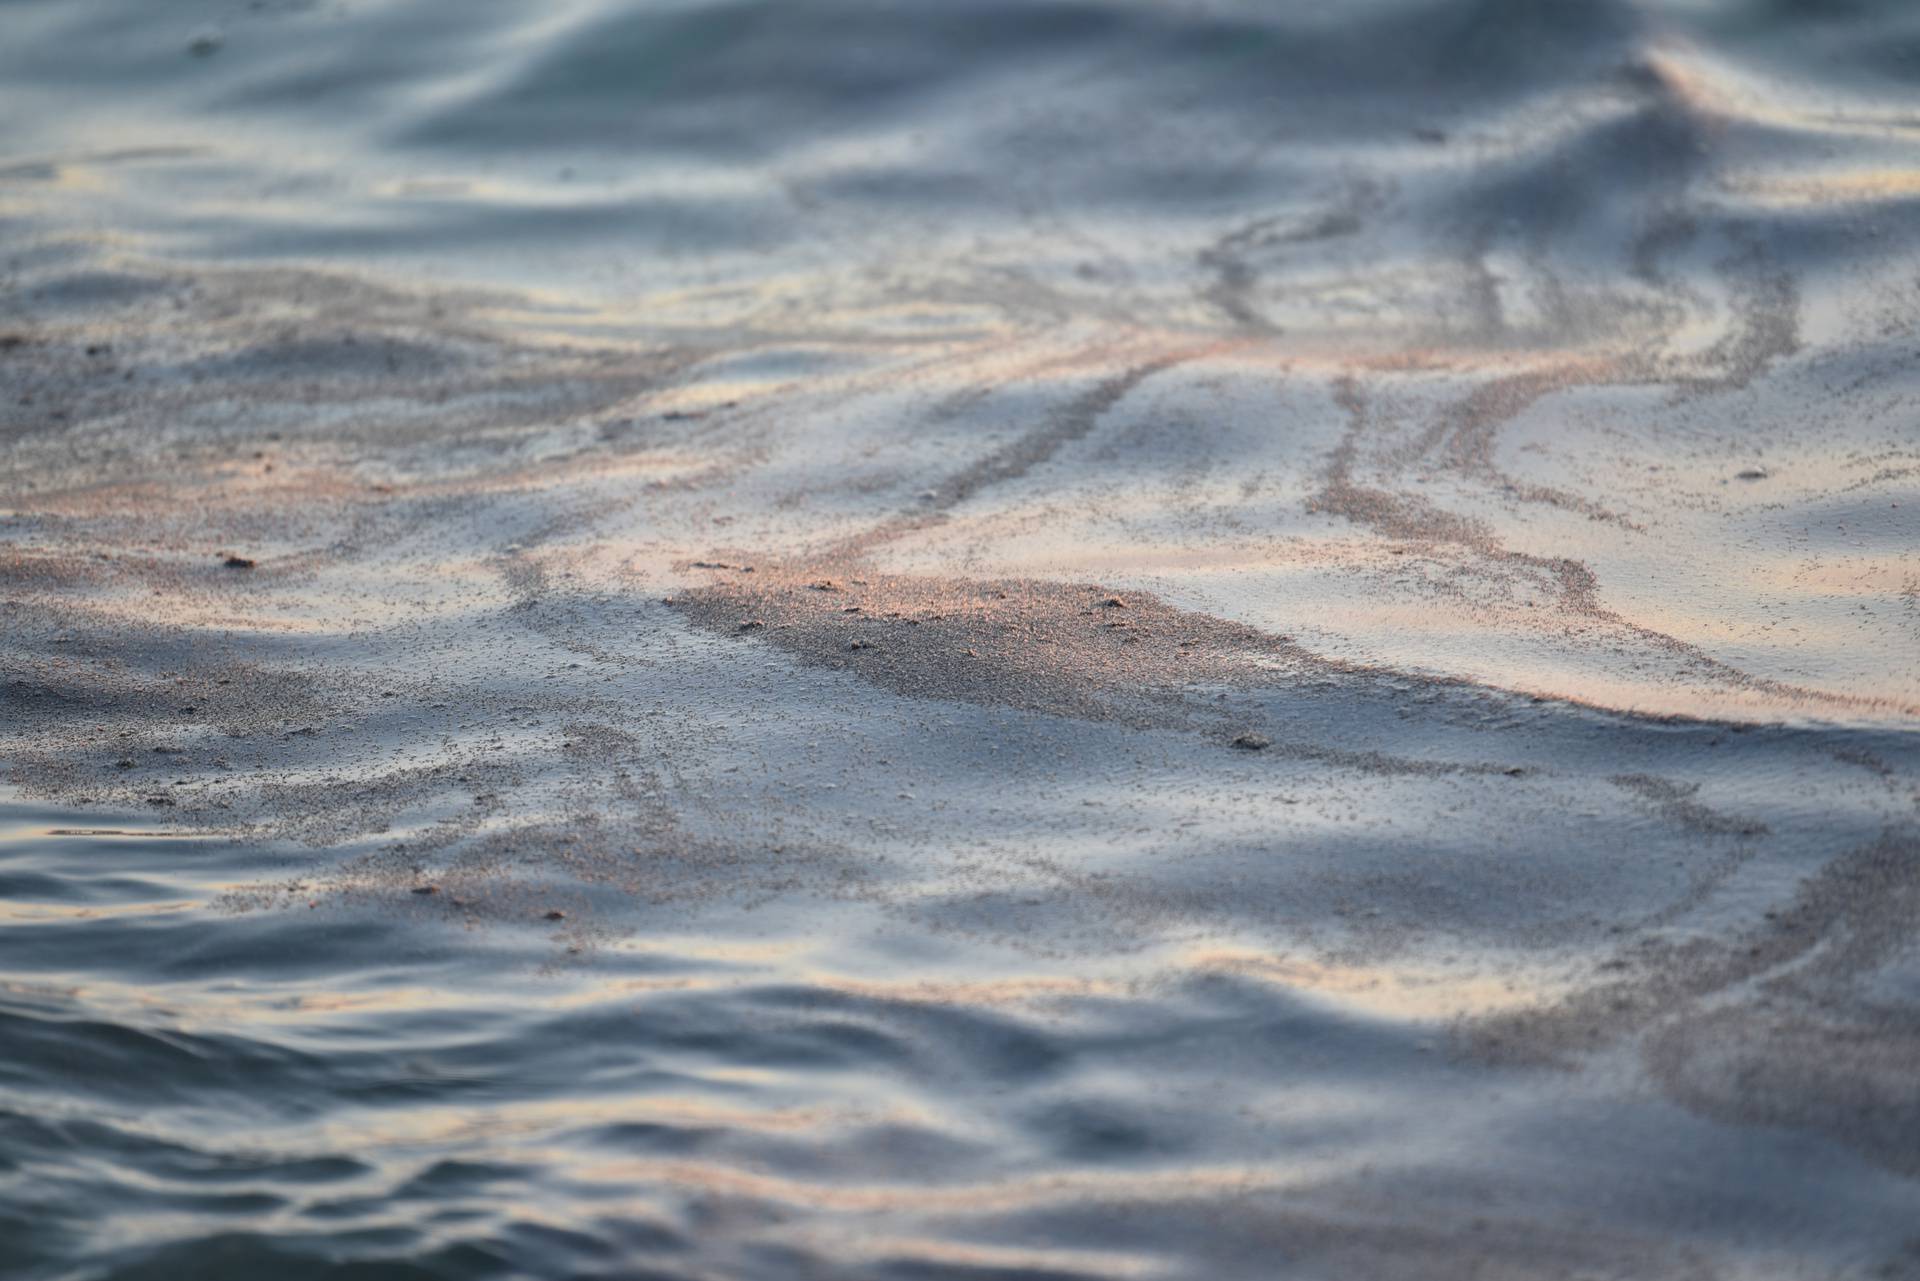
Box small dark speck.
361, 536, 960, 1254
1231, 733, 1271, 751
412, 885, 438, 896
223, 555, 256, 569
1735, 468, 1768, 481
544, 910, 567, 921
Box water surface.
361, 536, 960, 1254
3, 2, 1920, 1277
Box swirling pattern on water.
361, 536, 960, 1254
3, 1, 1920, 1277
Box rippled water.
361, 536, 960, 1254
5, 1, 1920, 1277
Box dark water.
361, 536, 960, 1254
4, 2, 1920, 1278
6, 711, 1918, 1281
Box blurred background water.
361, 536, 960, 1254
4, 0, 1919, 338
